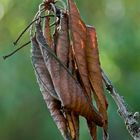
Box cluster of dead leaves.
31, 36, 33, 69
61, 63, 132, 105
30, 0, 108, 140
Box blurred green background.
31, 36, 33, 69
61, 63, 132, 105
0, 0, 140, 139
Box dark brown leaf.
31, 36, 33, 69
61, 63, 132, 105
31, 36, 71, 140
56, 12, 69, 65
86, 25, 108, 139
35, 23, 103, 126
67, 0, 91, 100
55, 12, 79, 140
67, 0, 103, 139
43, 16, 52, 47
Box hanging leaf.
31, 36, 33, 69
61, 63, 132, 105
87, 121, 97, 140
67, 0, 103, 139
30, 35, 71, 140
5, 0, 110, 139
86, 25, 108, 139
55, 12, 79, 140
67, 0, 91, 100
31, 35, 58, 100
43, 16, 52, 47
56, 12, 69, 65
35, 23, 103, 126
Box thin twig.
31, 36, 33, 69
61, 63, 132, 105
102, 70, 140, 140
13, 15, 54, 46
3, 41, 31, 60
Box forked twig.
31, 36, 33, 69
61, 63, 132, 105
102, 70, 140, 140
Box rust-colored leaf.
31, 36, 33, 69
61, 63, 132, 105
87, 121, 97, 140
31, 36, 58, 100
31, 36, 71, 140
55, 12, 79, 140
56, 12, 69, 65
67, 0, 101, 139
35, 23, 103, 126
86, 25, 108, 138
65, 112, 79, 140
43, 16, 52, 47
70, 113, 79, 140
67, 0, 91, 100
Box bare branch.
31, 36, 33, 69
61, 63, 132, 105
13, 15, 54, 46
3, 41, 31, 60
102, 70, 140, 140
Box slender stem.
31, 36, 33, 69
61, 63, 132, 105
3, 41, 31, 60
102, 70, 140, 140
13, 15, 54, 46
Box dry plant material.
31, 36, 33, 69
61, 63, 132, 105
86, 26, 108, 138
36, 23, 103, 125
67, 0, 108, 139
43, 16, 52, 47
5, 0, 109, 139
68, 0, 91, 100
55, 12, 79, 140
4, 0, 140, 140
31, 36, 71, 140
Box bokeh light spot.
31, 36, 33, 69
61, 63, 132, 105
105, 0, 125, 21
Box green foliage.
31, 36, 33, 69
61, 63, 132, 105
0, 0, 140, 139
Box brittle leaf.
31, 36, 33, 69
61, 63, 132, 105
67, 0, 101, 139
86, 25, 108, 139
55, 12, 79, 140
31, 36, 71, 140
43, 16, 52, 47
35, 23, 103, 126
67, 0, 91, 100
31, 36, 58, 100
56, 12, 69, 65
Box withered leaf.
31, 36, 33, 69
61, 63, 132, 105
43, 16, 52, 47
8, 0, 110, 139
55, 12, 79, 140
67, 0, 103, 139
70, 113, 79, 140
67, 0, 91, 100
86, 25, 108, 139
31, 36, 71, 140
87, 121, 97, 140
31, 35, 58, 100
35, 23, 103, 126
65, 112, 79, 140
56, 12, 69, 66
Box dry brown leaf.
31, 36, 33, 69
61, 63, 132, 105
65, 113, 75, 139
65, 112, 79, 140
56, 12, 79, 140
31, 36, 71, 140
70, 113, 79, 140
43, 16, 52, 47
56, 12, 69, 65
86, 25, 108, 138
67, 0, 102, 139
10, 0, 110, 139
31, 35, 58, 100
35, 23, 103, 126
67, 0, 91, 100
87, 121, 97, 140
67, 46, 80, 140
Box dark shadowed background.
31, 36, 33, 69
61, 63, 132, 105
0, 0, 140, 139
